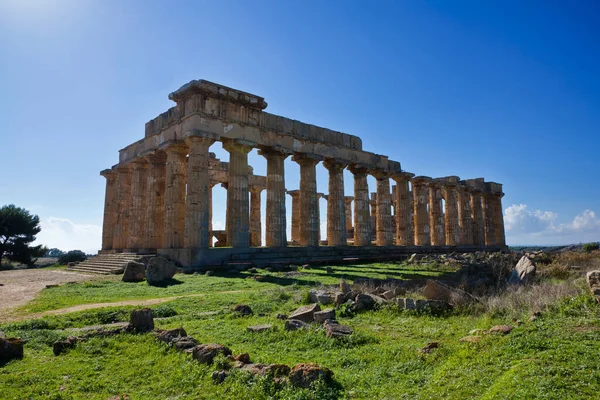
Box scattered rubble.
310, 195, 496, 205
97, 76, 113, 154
586, 271, 600, 303
507, 256, 536, 285
489, 325, 513, 335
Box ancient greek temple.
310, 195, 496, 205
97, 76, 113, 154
99, 80, 506, 268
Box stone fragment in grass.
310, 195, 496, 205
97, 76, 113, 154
212, 370, 229, 384
324, 321, 353, 338
53, 336, 78, 356
459, 335, 482, 343
423, 279, 472, 305
241, 363, 291, 377
234, 353, 251, 364
156, 327, 187, 343
382, 290, 396, 300
247, 324, 273, 333
313, 309, 336, 323
0, 338, 23, 361
122, 261, 146, 282
128, 308, 154, 332
233, 304, 253, 316
308, 289, 333, 305
334, 292, 345, 305
507, 256, 536, 285
192, 344, 232, 364
289, 303, 320, 323
289, 363, 333, 388
586, 270, 600, 303
276, 313, 288, 320
419, 341, 439, 353
345, 290, 360, 301
416, 299, 451, 313
284, 319, 310, 331
340, 279, 351, 294
489, 325, 513, 335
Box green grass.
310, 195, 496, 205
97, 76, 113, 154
1, 262, 600, 399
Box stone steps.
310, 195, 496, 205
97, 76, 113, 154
67, 253, 153, 275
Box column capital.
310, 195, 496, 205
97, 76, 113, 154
100, 169, 117, 181
257, 145, 291, 158
370, 169, 391, 180
222, 138, 255, 154
115, 163, 132, 173
348, 163, 371, 175
291, 152, 323, 166
410, 175, 432, 186
182, 129, 220, 143
144, 150, 167, 165
322, 158, 348, 171
344, 196, 354, 203
130, 157, 150, 169
249, 184, 265, 193
391, 171, 415, 182
184, 134, 217, 148
160, 141, 188, 155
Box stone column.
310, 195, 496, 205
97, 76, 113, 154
249, 185, 264, 247
411, 176, 431, 246
427, 182, 445, 246
293, 154, 321, 247
344, 197, 353, 234
348, 165, 371, 246
259, 149, 288, 247
183, 134, 215, 249
223, 139, 255, 248
483, 189, 496, 246
457, 184, 473, 245
144, 151, 167, 250
441, 179, 460, 246
372, 171, 394, 246
100, 169, 117, 251
470, 186, 485, 246
126, 159, 149, 250
112, 164, 132, 250
392, 172, 414, 246
162, 142, 188, 249
323, 159, 347, 246
493, 191, 506, 247
287, 190, 301, 243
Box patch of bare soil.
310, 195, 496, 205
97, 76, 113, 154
0, 269, 101, 322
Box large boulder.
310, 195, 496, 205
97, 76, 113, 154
423, 279, 472, 305
192, 344, 232, 364
146, 256, 177, 285
507, 256, 536, 285
0, 338, 23, 361
587, 271, 600, 303
122, 261, 146, 282
289, 363, 334, 388
288, 304, 321, 323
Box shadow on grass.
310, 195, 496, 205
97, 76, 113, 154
146, 278, 185, 288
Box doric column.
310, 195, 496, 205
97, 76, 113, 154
100, 169, 117, 251
259, 148, 288, 247
440, 177, 460, 246
126, 158, 149, 250
287, 190, 301, 243
183, 133, 216, 249
348, 165, 371, 246
323, 159, 347, 246
162, 142, 188, 249
144, 151, 167, 250
392, 172, 415, 246
482, 190, 496, 246
493, 189, 506, 247
249, 185, 264, 247
411, 176, 431, 246
112, 164, 132, 250
372, 171, 394, 246
468, 182, 485, 246
292, 154, 321, 247
223, 139, 255, 248
457, 183, 473, 245
428, 181, 445, 246
345, 196, 354, 234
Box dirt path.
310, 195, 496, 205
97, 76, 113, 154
0, 268, 104, 320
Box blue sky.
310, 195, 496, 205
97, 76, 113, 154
1, 0, 599, 252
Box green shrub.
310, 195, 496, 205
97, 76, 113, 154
58, 250, 87, 264
583, 242, 599, 253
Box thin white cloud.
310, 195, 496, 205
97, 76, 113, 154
505, 204, 600, 243
34, 217, 102, 254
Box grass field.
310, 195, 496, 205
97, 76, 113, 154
1, 260, 599, 399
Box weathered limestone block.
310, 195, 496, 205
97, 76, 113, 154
122, 261, 146, 282
288, 303, 321, 323
192, 343, 232, 364
129, 308, 154, 332
289, 363, 334, 388
586, 271, 600, 302
146, 256, 177, 285
0, 338, 24, 361
507, 256, 536, 285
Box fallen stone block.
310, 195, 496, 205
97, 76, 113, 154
247, 324, 273, 333
308, 290, 333, 305
0, 338, 23, 361
128, 308, 154, 332
53, 336, 78, 356
507, 256, 536, 285
122, 261, 146, 282
587, 270, 600, 302
489, 325, 513, 335
313, 309, 336, 323
288, 304, 320, 323
233, 304, 253, 316
324, 321, 353, 338
289, 363, 333, 388
146, 256, 177, 285
423, 279, 472, 305
192, 344, 232, 364
284, 319, 310, 331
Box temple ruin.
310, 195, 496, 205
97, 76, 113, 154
99, 79, 506, 268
